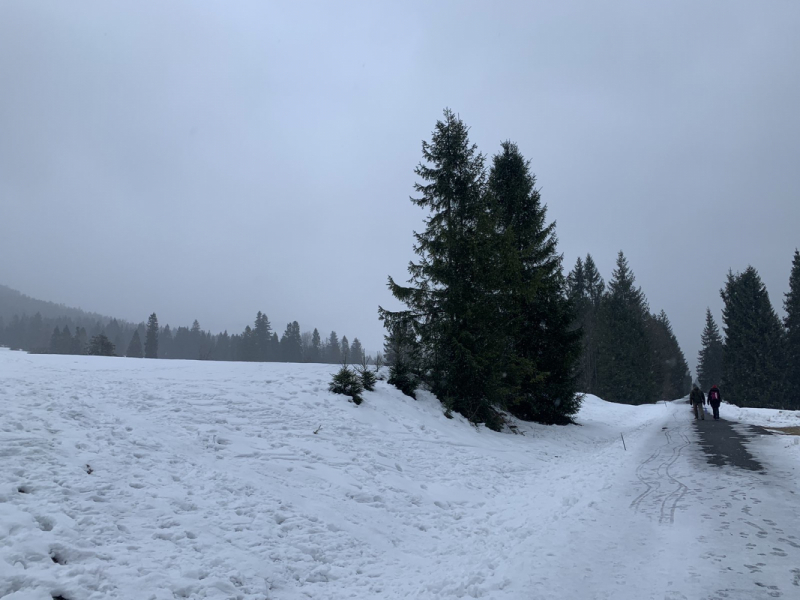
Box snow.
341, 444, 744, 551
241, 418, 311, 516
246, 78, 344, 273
1, 347, 799, 599
722, 403, 800, 429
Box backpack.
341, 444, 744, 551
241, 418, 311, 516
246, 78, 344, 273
709, 389, 720, 402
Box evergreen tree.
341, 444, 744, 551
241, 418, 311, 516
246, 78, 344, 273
784, 250, 800, 407
329, 365, 364, 405
646, 310, 691, 400
379, 109, 501, 427
49, 326, 62, 354
696, 308, 724, 391
486, 141, 582, 424
145, 313, 159, 358
160, 325, 173, 359
309, 328, 322, 363
581, 254, 604, 393
327, 331, 341, 364
213, 331, 229, 361
239, 325, 257, 361
87, 334, 116, 356
567, 254, 605, 394
126, 330, 143, 358
721, 266, 786, 408
350, 338, 364, 366
105, 319, 123, 356
254, 312, 272, 361
356, 351, 377, 391
270, 332, 281, 361
583, 255, 605, 308
566, 257, 586, 299
280, 321, 302, 362
384, 316, 419, 399
595, 251, 655, 404
341, 336, 350, 364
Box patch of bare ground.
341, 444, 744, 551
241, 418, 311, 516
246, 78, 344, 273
764, 426, 800, 436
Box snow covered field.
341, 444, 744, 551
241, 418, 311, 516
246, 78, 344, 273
1, 348, 799, 600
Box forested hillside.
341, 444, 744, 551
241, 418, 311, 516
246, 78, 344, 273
0, 285, 371, 365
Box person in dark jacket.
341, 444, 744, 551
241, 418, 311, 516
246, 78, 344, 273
690, 385, 705, 420
707, 385, 722, 420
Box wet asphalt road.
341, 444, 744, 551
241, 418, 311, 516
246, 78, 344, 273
691, 406, 773, 472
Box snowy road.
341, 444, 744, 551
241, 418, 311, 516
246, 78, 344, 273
523, 402, 800, 599
1, 350, 798, 599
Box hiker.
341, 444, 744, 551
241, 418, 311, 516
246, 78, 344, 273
690, 385, 705, 420
708, 385, 722, 420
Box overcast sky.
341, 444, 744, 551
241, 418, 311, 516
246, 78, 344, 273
1, 1, 798, 372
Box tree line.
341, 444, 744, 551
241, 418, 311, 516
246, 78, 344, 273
565, 252, 691, 405
0, 305, 372, 365
696, 250, 800, 409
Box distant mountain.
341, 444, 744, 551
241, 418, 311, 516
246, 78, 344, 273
0, 284, 116, 324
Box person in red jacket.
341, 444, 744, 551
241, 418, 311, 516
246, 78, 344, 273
708, 385, 722, 420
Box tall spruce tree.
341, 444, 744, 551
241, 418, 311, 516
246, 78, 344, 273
49, 326, 62, 354
280, 321, 302, 362
567, 254, 605, 394
350, 338, 364, 366
160, 324, 173, 359
379, 109, 501, 427
696, 307, 724, 391
145, 313, 159, 358
126, 330, 143, 358
581, 254, 605, 393
566, 257, 586, 300
486, 141, 581, 424
584, 255, 605, 308
327, 331, 341, 364
595, 251, 655, 404
721, 266, 786, 408
784, 250, 800, 407
254, 312, 272, 361
309, 328, 322, 363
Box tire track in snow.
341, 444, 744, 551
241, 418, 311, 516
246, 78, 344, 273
630, 406, 692, 524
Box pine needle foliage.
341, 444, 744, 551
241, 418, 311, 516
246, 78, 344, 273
144, 313, 159, 358
595, 252, 655, 404
696, 307, 724, 391
721, 266, 786, 408
329, 365, 364, 405
784, 250, 800, 406
567, 254, 605, 395
356, 355, 377, 392
486, 141, 582, 424
87, 334, 116, 357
